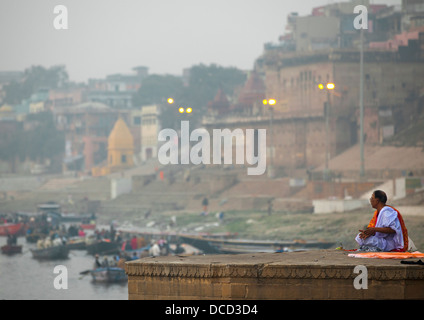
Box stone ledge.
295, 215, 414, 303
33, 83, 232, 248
125, 250, 424, 300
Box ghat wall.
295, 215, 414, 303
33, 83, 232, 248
125, 250, 424, 300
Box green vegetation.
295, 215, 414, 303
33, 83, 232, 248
3, 65, 69, 104
0, 111, 65, 172
132, 63, 247, 129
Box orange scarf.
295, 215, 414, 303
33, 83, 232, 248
367, 205, 408, 252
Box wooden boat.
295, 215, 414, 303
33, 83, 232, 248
0, 223, 24, 236
65, 237, 87, 250
116, 225, 238, 244
37, 202, 96, 223
1, 244, 23, 254
85, 239, 120, 255
80, 223, 96, 230
90, 267, 127, 283
178, 235, 335, 254
30, 245, 69, 260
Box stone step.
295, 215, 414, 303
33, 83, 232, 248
37, 178, 80, 190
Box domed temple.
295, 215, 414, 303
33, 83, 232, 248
92, 117, 134, 176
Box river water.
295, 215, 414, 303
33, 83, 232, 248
0, 236, 127, 300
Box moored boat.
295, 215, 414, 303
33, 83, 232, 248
80, 223, 96, 230
37, 202, 96, 223
86, 239, 120, 255
30, 245, 69, 260
65, 237, 87, 250
178, 235, 335, 254
90, 267, 127, 283
1, 244, 23, 254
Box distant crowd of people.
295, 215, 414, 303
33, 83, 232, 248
36, 230, 67, 249
92, 236, 185, 271
94, 254, 127, 269
120, 235, 177, 258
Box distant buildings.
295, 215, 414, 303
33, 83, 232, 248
203, 0, 424, 178
140, 105, 160, 162
1, 1, 423, 179
0, 65, 151, 175
87, 66, 148, 109
55, 102, 120, 173
91, 117, 135, 176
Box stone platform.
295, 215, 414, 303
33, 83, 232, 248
125, 250, 424, 300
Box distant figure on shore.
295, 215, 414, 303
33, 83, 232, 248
7, 234, 17, 246
78, 228, 86, 237
174, 243, 185, 255
101, 256, 109, 267
149, 241, 160, 257
355, 190, 408, 252
202, 197, 209, 215
267, 199, 273, 216
130, 235, 138, 250
43, 237, 52, 248
94, 254, 101, 269
117, 255, 126, 269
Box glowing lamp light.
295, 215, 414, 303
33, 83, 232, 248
178, 107, 185, 113
167, 98, 174, 104
326, 83, 335, 90
186, 107, 192, 113
263, 99, 276, 105
318, 83, 324, 90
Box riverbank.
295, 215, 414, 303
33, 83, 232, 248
97, 207, 424, 252
2, 195, 423, 252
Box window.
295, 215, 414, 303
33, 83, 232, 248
121, 155, 127, 163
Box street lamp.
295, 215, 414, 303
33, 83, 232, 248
170, 98, 193, 114
326, 83, 335, 90
178, 107, 192, 114
318, 83, 335, 181
263, 98, 276, 178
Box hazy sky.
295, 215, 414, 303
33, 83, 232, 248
0, 0, 401, 82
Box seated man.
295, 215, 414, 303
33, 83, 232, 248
355, 190, 408, 252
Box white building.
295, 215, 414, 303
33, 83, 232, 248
140, 105, 160, 162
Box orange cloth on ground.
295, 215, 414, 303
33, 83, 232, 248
348, 251, 424, 259
367, 205, 409, 252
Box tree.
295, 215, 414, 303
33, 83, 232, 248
0, 124, 26, 173
184, 64, 246, 112
24, 111, 65, 163
133, 64, 247, 130
0, 112, 65, 173
3, 65, 69, 105
132, 74, 184, 107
